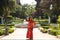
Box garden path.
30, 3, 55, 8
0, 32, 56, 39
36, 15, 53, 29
0, 28, 60, 40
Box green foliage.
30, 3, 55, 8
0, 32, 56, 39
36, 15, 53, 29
0, 24, 5, 26
57, 30, 60, 35
0, 8, 4, 16
0, 25, 15, 35
0, 24, 14, 26
7, 24, 14, 26
41, 29, 47, 33
7, 15, 13, 24
8, 28, 14, 33
13, 18, 23, 24
21, 4, 36, 18
40, 21, 49, 26
0, 24, 14, 29
7, 15, 13, 20
48, 29, 58, 36
48, 24, 60, 36
8, 0, 16, 10
42, 26, 49, 29
11, 4, 36, 18
0, 29, 4, 36
0, 0, 16, 16
57, 15, 60, 23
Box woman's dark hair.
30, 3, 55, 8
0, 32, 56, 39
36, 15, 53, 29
26, 16, 34, 22
29, 16, 34, 22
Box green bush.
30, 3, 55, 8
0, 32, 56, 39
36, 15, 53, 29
0, 25, 15, 36
0, 24, 15, 35
0, 24, 14, 26
42, 26, 49, 29
56, 30, 60, 36
48, 25, 60, 36
8, 28, 14, 33
0, 29, 4, 36
57, 15, 60, 23
7, 24, 14, 26
7, 16, 13, 24
40, 21, 49, 26
7, 16, 13, 20
41, 29, 47, 33
48, 29, 58, 36
8, 26, 15, 33
0, 24, 14, 29
9, 26, 15, 28
0, 24, 5, 26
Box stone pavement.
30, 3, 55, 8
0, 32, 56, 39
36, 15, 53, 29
0, 28, 60, 40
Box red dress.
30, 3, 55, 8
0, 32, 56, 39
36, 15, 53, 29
26, 20, 35, 39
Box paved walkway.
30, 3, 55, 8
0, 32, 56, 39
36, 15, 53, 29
0, 28, 60, 40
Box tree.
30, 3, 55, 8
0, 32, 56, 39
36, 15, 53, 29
0, 0, 16, 35
48, 0, 60, 23
11, 5, 22, 18
35, 0, 51, 18
11, 4, 36, 18
24, 4, 35, 16
22, 4, 36, 18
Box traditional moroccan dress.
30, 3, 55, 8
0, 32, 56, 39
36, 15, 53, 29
26, 20, 35, 40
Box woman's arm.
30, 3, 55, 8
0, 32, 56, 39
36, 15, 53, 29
33, 21, 36, 27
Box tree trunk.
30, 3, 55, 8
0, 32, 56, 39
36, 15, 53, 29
48, 16, 50, 24
4, 7, 9, 35
1, 17, 4, 24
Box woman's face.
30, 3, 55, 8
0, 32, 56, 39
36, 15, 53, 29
30, 17, 32, 20
26, 17, 29, 20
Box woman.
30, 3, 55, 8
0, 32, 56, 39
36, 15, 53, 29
22, 17, 29, 28
26, 16, 35, 40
